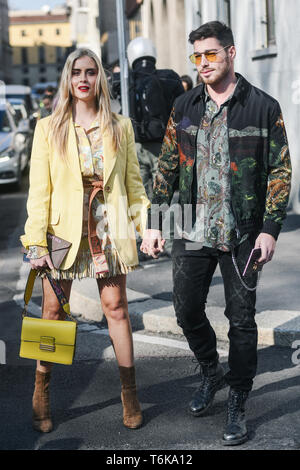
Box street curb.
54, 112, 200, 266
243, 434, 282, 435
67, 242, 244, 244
70, 288, 300, 348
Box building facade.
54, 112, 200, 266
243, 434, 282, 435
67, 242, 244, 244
9, 7, 73, 87
67, 0, 101, 58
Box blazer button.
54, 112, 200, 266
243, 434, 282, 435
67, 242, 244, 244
106, 186, 111, 193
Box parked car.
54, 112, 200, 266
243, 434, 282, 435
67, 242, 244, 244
4, 84, 36, 114
5, 84, 38, 131
0, 101, 32, 189
7, 97, 29, 122
7, 97, 34, 154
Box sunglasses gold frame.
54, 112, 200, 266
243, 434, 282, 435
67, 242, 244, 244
189, 45, 231, 65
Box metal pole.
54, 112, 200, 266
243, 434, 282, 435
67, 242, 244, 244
116, 0, 129, 117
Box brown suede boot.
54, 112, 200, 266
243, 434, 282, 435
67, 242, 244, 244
119, 365, 143, 429
32, 370, 53, 433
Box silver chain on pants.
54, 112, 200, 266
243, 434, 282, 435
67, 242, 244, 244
231, 250, 262, 292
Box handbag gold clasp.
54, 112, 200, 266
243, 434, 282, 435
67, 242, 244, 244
40, 336, 56, 352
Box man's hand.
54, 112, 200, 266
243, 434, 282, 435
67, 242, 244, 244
30, 254, 54, 270
140, 229, 165, 259
254, 233, 276, 264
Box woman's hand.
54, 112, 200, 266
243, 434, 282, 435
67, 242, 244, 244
140, 229, 165, 259
30, 254, 54, 271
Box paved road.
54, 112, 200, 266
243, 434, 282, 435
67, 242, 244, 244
1, 174, 300, 452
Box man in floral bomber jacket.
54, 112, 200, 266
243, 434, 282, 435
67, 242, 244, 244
141, 21, 291, 446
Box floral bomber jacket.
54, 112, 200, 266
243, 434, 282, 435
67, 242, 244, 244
148, 73, 292, 241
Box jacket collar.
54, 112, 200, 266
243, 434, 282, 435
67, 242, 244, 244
191, 73, 251, 107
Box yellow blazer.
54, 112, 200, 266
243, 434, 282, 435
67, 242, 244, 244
21, 113, 151, 270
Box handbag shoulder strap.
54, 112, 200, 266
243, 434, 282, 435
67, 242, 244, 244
23, 269, 77, 323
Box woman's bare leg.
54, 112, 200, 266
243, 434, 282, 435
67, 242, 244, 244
97, 274, 142, 428
97, 274, 133, 366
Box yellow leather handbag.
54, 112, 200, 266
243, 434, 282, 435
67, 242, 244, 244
19, 269, 77, 365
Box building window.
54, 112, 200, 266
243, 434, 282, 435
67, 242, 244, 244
56, 28, 61, 35
56, 46, 62, 64
22, 66, 28, 74
21, 48, 28, 65
252, 0, 277, 59
21, 30, 26, 37
39, 66, 46, 73
39, 46, 45, 65
259, 0, 276, 48
224, 0, 231, 27
39, 29, 43, 36
23, 78, 29, 86
265, 0, 276, 46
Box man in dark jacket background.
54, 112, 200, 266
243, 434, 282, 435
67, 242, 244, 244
141, 21, 291, 446
126, 37, 184, 199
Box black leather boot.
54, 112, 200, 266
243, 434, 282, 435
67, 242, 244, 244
222, 388, 249, 446
189, 362, 225, 416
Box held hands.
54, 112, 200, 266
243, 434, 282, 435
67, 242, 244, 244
140, 229, 165, 259
29, 254, 54, 271
254, 233, 276, 264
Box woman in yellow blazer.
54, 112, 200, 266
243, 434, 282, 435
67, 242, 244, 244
21, 48, 150, 433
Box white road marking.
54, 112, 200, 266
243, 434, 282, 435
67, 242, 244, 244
79, 323, 228, 356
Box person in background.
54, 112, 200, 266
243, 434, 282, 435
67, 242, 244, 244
180, 74, 193, 91
44, 85, 57, 98
21, 48, 150, 433
126, 37, 184, 200
38, 94, 53, 119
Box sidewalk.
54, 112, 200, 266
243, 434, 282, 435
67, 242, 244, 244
70, 214, 300, 348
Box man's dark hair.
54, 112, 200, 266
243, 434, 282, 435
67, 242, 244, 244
42, 94, 53, 101
189, 21, 234, 48
45, 85, 56, 93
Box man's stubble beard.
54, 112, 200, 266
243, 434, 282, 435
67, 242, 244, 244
200, 55, 231, 87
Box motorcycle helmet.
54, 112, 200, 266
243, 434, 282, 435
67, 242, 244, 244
127, 37, 157, 68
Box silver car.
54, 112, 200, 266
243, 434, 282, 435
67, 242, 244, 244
0, 101, 31, 189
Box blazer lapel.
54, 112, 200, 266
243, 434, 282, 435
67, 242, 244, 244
67, 113, 82, 185
103, 129, 117, 184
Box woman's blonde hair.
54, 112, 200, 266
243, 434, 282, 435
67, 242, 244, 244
49, 48, 122, 160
